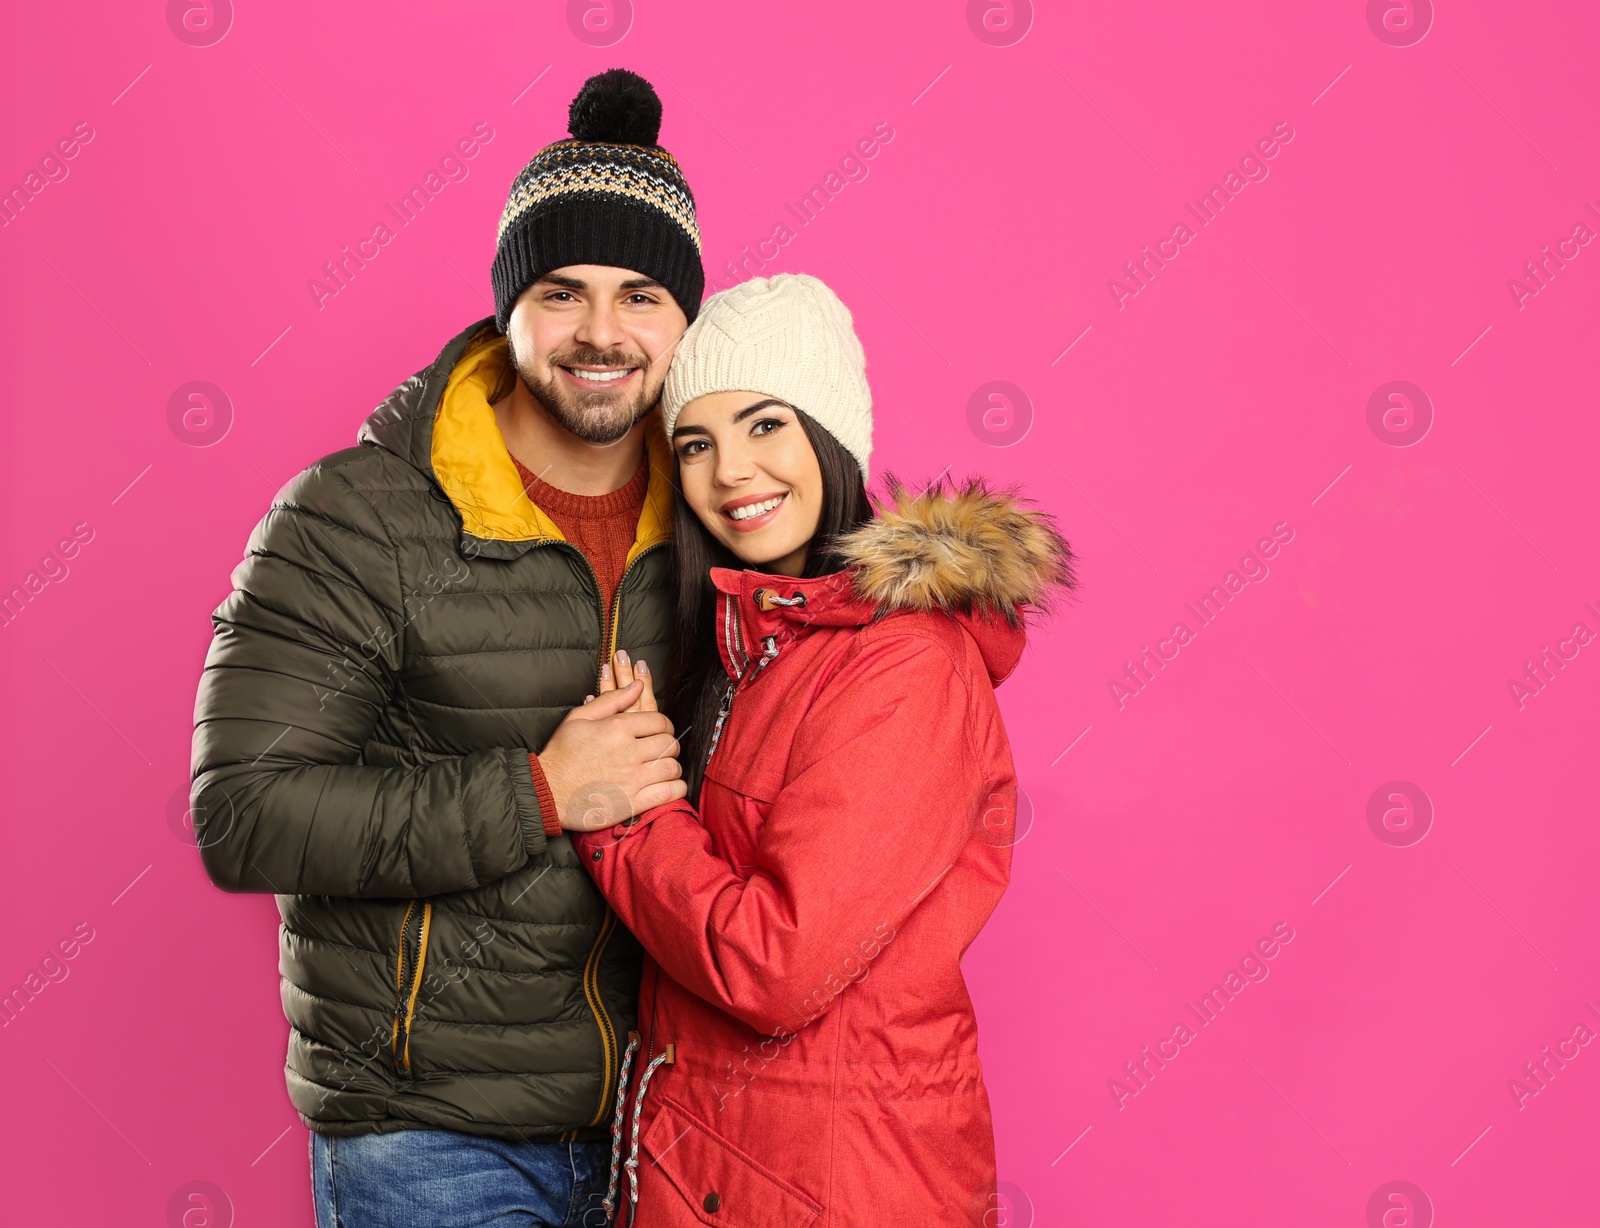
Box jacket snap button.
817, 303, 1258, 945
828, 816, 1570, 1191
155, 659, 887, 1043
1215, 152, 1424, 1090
590, 850, 603, 861
703, 1191, 721, 1213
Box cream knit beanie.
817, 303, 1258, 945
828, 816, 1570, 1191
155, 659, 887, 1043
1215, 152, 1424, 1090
662, 273, 873, 480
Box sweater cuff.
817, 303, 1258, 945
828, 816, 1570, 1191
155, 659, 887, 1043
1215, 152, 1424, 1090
508, 749, 550, 855
528, 754, 563, 838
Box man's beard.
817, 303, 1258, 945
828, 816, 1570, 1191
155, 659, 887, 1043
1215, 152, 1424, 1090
510, 340, 659, 445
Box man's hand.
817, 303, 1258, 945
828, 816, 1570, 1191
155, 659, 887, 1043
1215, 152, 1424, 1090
539, 671, 685, 831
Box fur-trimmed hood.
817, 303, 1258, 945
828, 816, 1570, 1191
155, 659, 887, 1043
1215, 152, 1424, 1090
711, 478, 1074, 688
838, 477, 1076, 623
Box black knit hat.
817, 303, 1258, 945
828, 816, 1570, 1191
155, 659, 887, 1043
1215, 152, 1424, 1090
491, 69, 705, 331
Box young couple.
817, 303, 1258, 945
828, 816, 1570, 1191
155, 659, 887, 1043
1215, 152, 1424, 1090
191, 70, 1072, 1227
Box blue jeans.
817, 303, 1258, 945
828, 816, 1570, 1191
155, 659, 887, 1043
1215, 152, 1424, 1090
310, 1129, 610, 1227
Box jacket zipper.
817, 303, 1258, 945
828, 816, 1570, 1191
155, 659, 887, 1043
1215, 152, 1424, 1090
581, 909, 622, 1126
600, 542, 666, 683
645, 962, 661, 1066
390, 900, 433, 1073
572, 540, 667, 1127
706, 600, 780, 764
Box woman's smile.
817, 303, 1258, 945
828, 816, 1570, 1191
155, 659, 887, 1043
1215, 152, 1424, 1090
721, 491, 788, 530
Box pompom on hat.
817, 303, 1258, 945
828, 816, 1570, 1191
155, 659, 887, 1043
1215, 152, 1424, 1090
663, 274, 874, 480
491, 69, 705, 331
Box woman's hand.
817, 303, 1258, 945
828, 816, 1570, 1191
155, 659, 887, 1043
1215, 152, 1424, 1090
592, 649, 659, 714
541, 667, 685, 831
569, 650, 674, 834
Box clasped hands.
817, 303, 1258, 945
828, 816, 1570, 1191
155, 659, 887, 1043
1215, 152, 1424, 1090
538, 650, 687, 832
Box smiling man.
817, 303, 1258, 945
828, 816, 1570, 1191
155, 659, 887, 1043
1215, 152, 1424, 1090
190, 69, 704, 1227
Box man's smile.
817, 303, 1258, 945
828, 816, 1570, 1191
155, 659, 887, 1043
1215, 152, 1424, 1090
559, 365, 640, 390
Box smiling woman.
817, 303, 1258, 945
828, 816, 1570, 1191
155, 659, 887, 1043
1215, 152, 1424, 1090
567, 275, 1076, 1227
672, 393, 825, 570
657, 275, 878, 799
666, 392, 871, 797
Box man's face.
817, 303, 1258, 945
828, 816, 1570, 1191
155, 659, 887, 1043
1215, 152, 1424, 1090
505, 265, 690, 444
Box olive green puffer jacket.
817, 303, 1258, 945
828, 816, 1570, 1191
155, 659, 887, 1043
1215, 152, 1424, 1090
190, 319, 675, 1141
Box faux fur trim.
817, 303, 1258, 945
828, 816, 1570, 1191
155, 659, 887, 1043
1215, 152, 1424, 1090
837, 477, 1076, 621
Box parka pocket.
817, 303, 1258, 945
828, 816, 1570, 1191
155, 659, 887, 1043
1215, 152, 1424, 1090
643, 1095, 821, 1227
703, 752, 782, 806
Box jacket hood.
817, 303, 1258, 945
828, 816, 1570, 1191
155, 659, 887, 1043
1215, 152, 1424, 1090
358, 317, 675, 563
838, 477, 1075, 623
714, 478, 1075, 685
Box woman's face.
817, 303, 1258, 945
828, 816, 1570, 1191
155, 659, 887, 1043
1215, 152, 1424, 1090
672, 391, 824, 577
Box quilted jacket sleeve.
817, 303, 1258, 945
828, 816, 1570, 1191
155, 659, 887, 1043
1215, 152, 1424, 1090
575, 628, 990, 1037
190, 458, 547, 898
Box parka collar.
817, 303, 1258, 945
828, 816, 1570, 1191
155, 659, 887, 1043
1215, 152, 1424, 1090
709, 567, 867, 683
711, 563, 1036, 687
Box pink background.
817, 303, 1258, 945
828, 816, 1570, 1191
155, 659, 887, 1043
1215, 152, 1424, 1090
2, 1, 1597, 1223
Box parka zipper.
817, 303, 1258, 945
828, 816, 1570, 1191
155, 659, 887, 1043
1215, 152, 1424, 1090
705, 597, 782, 764
390, 900, 434, 1073
645, 962, 662, 1067
598, 542, 668, 682
570, 540, 667, 1127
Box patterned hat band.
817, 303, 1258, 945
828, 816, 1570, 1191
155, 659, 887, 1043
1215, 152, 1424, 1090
497, 142, 701, 253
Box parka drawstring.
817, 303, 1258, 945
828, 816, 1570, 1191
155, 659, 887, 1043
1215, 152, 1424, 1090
599, 1035, 638, 1223
623, 1047, 673, 1214
598, 1031, 675, 1225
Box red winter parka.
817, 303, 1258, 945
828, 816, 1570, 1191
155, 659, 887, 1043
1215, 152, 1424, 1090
573, 482, 1072, 1227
